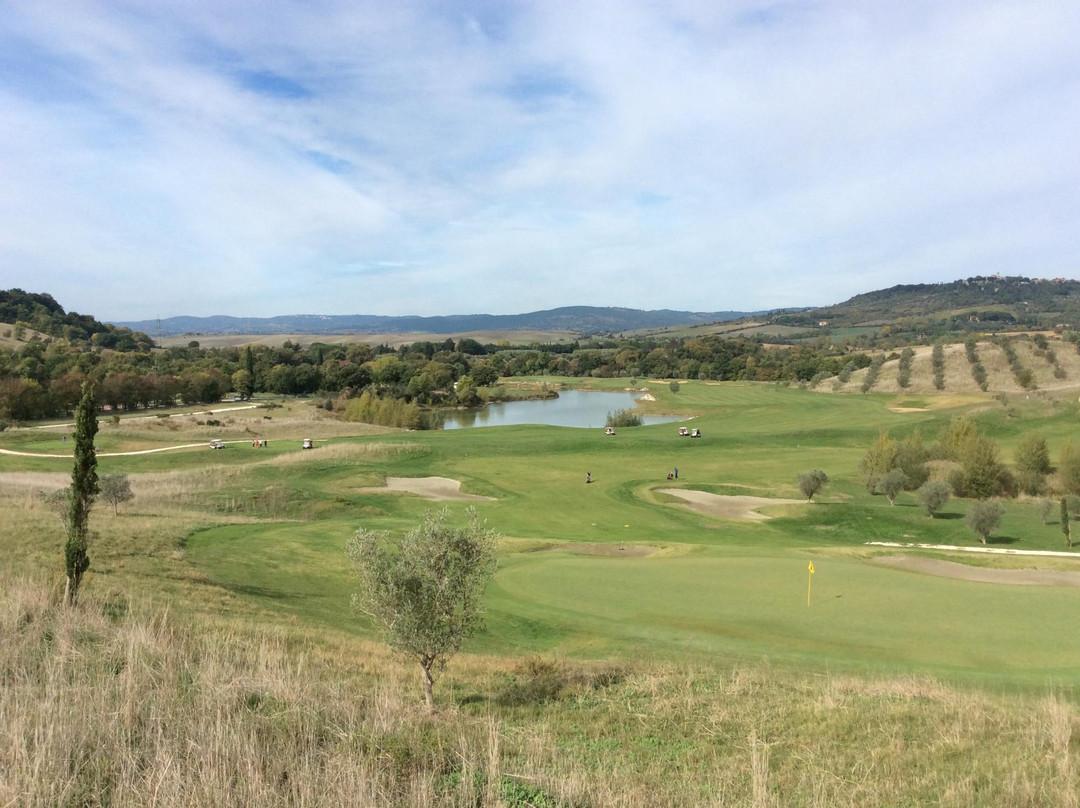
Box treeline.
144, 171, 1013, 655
0, 324, 866, 423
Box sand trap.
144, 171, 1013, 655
888, 407, 930, 413
357, 476, 494, 501
657, 489, 805, 521
532, 542, 660, 558
873, 555, 1080, 586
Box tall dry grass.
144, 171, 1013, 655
2, 575, 1080, 807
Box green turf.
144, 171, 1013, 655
9, 380, 1080, 688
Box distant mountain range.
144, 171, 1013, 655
111, 306, 759, 337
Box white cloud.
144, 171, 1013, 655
0, 0, 1077, 319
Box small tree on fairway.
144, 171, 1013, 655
797, 470, 828, 501
65, 382, 99, 606
917, 481, 951, 518
669, 380, 680, 394
1062, 497, 1071, 548
347, 508, 498, 711
966, 500, 1004, 544
99, 472, 134, 516
1040, 498, 1055, 525
878, 469, 909, 505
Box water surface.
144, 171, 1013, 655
442, 389, 680, 430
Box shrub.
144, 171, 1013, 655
606, 409, 642, 428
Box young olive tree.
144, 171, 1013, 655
99, 472, 134, 516
878, 469, 909, 505
966, 500, 1005, 545
347, 508, 498, 711
917, 481, 951, 518
65, 382, 99, 606
797, 469, 828, 501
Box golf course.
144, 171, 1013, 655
5, 377, 1080, 806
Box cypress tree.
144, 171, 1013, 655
64, 381, 99, 606
1062, 498, 1072, 548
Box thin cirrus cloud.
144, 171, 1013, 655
0, 0, 1077, 321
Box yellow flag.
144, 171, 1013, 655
808, 562, 815, 574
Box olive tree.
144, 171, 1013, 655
65, 381, 98, 606
966, 500, 1005, 545
917, 480, 951, 518
99, 472, 134, 516
347, 508, 498, 711
797, 469, 828, 501
878, 469, 909, 505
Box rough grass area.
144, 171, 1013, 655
3, 575, 1079, 808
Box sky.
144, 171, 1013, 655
1, 1, 1078, 322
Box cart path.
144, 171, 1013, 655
0, 440, 254, 458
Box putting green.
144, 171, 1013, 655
486, 549, 1080, 684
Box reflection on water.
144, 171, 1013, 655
442, 389, 681, 430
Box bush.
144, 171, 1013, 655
606, 409, 642, 428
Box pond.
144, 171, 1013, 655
442, 389, 682, 430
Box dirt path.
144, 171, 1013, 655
657, 489, 805, 521
357, 476, 494, 501
873, 555, 1080, 586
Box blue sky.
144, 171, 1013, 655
1, 1, 1078, 321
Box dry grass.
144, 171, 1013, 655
2, 574, 1080, 807
824, 338, 1080, 397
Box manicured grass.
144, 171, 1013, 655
7, 380, 1080, 690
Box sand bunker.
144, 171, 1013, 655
657, 489, 805, 521
547, 543, 659, 558
358, 476, 494, 501
874, 555, 1080, 587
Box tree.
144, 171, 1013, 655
860, 431, 898, 493
1059, 444, 1080, 495
917, 481, 951, 518
1062, 498, 1071, 548
797, 469, 828, 501
65, 381, 99, 606
965, 500, 1004, 544
669, 380, 680, 394
1014, 433, 1051, 496
1040, 498, 1054, 525
347, 509, 498, 711
878, 469, 908, 505
99, 472, 134, 516
959, 435, 1008, 500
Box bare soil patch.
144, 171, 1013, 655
657, 489, 805, 521
873, 555, 1080, 586
357, 476, 494, 501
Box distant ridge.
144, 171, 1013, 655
111, 306, 756, 337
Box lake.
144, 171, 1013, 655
442, 389, 682, 430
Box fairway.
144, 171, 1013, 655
9, 380, 1080, 690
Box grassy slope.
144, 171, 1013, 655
6, 382, 1080, 689
7, 382, 1080, 805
